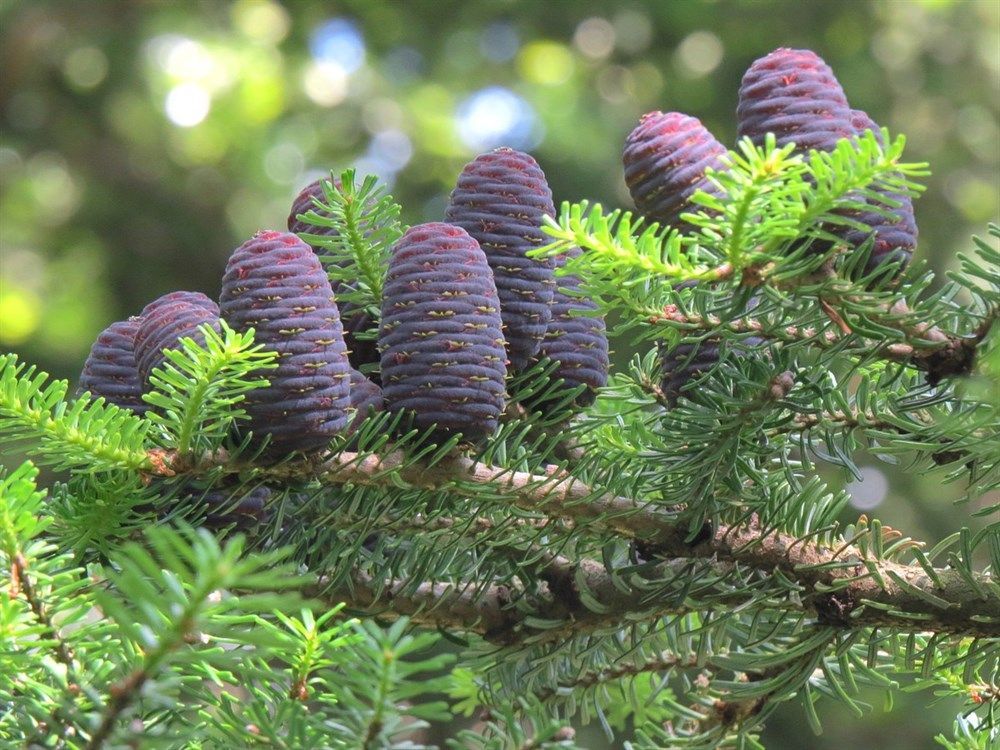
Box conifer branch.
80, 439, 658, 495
646, 305, 989, 378
179, 449, 998, 637
312, 537, 998, 642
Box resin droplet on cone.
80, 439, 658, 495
623, 111, 727, 229
379, 223, 507, 445
445, 148, 556, 373
219, 230, 352, 456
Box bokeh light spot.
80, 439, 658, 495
945, 174, 999, 222
303, 61, 348, 107
0, 285, 41, 345
517, 41, 574, 85
63, 47, 109, 90
456, 86, 538, 151
310, 18, 365, 73
596, 65, 635, 103
574, 18, 616, 60
28, 153, 81, 223
165, 83, 211, 127
231, 0, 290, 44
675, 31, 724, 77
369, 130, 413, 171
612, 10, 653, 54
164, 37, 213, 80
264, 142, 305, 185
480, 22, 520, 62
846, 466, 889, 511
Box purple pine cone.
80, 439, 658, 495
623, 111, 728, 229
445, 148, 556, 374
77, 318, 147, 414
737, 48, 855, 153
219, 230, 352, 456
659, 285, 763, 407
288, 177, 341, 244
659, 339, 724, 408
379, 223, 507, 445
841, 110, 917, 274
348, 367, 383, 433
288, 178, 379, 370
536, 248, 609, 406
193, 484, 271, 528
133, 292, 221, 387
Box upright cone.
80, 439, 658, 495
535, 247, 608, 407
220, 230, 352, 456
379, 223, 507, 445
445, 148, 556, 373
737, 48, 854, 153
623, 111, 728, 229
133, 291, 221, 388
841, 110, 917, 275
77, 318, 147, 414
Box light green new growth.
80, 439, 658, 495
0, 354, 150, 473
142, 320, 278, 457
296, 168, 406, 317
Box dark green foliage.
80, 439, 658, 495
219, 230, 351, 457
379, 222, 507, 445
445, 148, 557, 373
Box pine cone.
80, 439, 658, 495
169, 482, 271, 529
659, 339, 723, 408
348, 367, 383, 433
77, 318, 147, 414
287, 177, 341, 243
737, 48, 854, 153
659, 284, 762, 408
445, 148, 556, 374
219, 230, 352, 457
622, 111, 728, 229
288, 178, 380, 372
133, 291, 221, 387
379, 222, 507, 445
535, 248, 609, 407
841, 110, 917, 274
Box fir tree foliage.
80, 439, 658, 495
295, 168, 406, 319
1, 125, 999, 748
141, 321, 278, 457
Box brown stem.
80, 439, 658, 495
168, 451, 1000, 637
647, 304, 991, 381
534, 652, 701, 702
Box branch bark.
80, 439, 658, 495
645, 304, 991, 383
176, 447, 999, 640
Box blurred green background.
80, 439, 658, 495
1, 0, 997, 747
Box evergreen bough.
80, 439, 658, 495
2, 51, 998, 750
